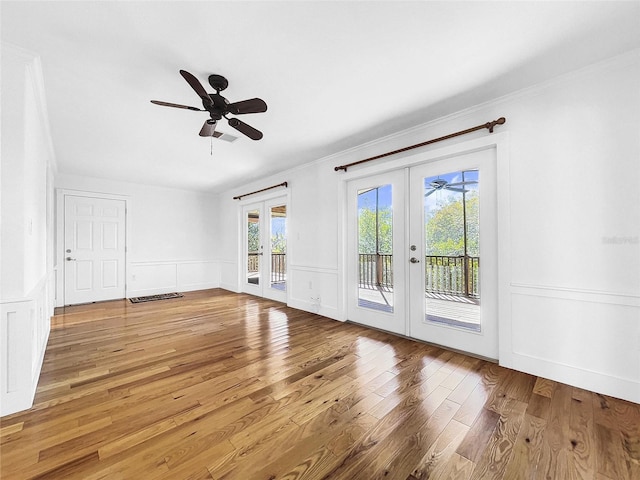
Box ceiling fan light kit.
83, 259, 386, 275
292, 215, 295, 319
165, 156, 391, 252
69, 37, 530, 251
151, 70, 267, 141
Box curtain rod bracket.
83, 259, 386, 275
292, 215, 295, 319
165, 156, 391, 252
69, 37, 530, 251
487, 116, 506, 133
334, 117, 506, 172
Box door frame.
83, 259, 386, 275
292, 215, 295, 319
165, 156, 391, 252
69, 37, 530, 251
338, 132, 511, 361
236, 189, 290, 304
55, 189, 130, 307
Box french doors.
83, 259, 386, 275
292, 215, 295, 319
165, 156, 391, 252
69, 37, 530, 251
64, 195, 126, 305
242, 197, 288, 303
347, 147, 498, 359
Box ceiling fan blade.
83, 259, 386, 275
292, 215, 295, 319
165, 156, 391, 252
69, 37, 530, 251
447, 180, 478, 187
445, 187, 469, 193
199, 120, 218, 137
228, 118, 263, 140
424, 189, 437, 197
151, 100, 205, 111
227, 98, 268, 115
179, 70, 212, 105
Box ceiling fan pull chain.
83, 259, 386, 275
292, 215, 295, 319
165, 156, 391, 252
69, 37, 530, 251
210, 136, 213, 156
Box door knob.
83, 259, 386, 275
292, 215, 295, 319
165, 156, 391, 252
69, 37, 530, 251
409, 257, 420, 264
66, 256, 76, 261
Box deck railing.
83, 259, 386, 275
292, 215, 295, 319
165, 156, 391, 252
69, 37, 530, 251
248, 252, 287, 283
248, 252, 260, 272
358, 253, 393, 290
358, 254, 479, 298
425, 255, 479, 298
271, 253, 286, 283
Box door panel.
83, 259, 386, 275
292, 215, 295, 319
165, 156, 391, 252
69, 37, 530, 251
409, 148, 498, 359
64, 195, 126, 305
264, 200, 287, 302
243, 204, 263, 297
242, 197, 287, 303
347, 170, 406, 335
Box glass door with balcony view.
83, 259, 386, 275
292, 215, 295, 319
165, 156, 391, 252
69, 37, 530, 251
347, 170, 406, 334
347, 147, 497, 359
242, 198, 287, 303
408, 148, 497, 358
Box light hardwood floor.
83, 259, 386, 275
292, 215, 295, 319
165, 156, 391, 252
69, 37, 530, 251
1, 289, 638, 479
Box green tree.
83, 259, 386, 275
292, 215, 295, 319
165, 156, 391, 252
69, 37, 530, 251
247, 222, 260, 252
358, 206, 392, 254
426, 193, 478, 256
271, 232, 287, 253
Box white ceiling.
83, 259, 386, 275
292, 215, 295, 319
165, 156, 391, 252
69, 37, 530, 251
3, 1, 640, 193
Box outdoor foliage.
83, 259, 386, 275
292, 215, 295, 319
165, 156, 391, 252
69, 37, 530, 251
426, 192, 479, 256
357, 192, 479, 257
271, 232, 287, 253
247, 221, 260, 252
247, 221, 287, 253
358, 206, 392, 254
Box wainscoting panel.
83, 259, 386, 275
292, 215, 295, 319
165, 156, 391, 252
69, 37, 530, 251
177, 261, 220, 292
508, 284, 640, 403
0, 275, 52, 416
128, 260, 219, 298
288, 265, 340, 320
219, 260, 239, 293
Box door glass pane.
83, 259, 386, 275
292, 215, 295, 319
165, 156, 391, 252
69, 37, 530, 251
357, 184, 393, 312
423, 170, 480, 331
247, 209, 260, 285
270, 205, 287, 291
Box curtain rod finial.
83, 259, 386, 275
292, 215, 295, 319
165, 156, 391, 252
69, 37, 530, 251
487, 117, 506, 133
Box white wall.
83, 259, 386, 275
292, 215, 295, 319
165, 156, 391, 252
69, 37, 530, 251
218, 160, 342, 319
54, 175, 220, 301
1, 44, 56, 416
218, 50, 640, 403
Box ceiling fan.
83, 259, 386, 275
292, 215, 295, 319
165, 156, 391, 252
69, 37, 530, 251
425, 178, 478, 197
151, 70, 267, 140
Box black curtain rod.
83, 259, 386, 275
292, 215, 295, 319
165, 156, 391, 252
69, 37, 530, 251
233, 182, 288, 200
334, 117, 506, 172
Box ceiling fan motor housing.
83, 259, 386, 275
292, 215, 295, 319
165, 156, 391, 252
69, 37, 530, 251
205, 93, 230, 120
208, 74, 229, 92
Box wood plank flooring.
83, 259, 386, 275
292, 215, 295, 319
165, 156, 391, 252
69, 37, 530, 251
1, 289, 638, 479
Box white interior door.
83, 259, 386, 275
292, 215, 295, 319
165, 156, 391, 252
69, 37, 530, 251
242, 197, 288, 303
64, 195, 126, 305
408, 147, 498, 359
347, 170, 406, 335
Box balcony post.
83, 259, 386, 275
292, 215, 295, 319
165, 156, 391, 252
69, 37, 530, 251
376, 253, 383, 286
463, 255, 470, 297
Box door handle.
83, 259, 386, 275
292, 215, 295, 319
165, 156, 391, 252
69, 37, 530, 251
66, 256, 76, 261
409, 257, 420, 264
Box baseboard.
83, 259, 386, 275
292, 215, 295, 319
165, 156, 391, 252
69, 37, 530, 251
508, 352, 640, 404
219, 283, 240, 293
288, 297, 341, 321
127, 281, 219, 298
